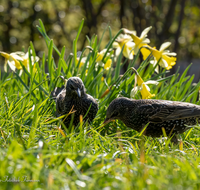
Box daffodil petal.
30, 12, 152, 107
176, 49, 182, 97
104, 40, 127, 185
10, 53, 24, 62
117, 34, 132, 41
140, 26, 152, 39
130, 86, 139, 98
96, 53, 103, 62
123, 45, 133, 59
145, 80, 159, 85
78, 57, 87, 68
9, 55, 22, 69
115, 47, 121, 57
13, 51, 26, 56
96, 49, 110, 63
30, 56, 39, 65
82, 57, 87, 62
126, 41, 135, 47
142, 38, 150, 44
145, 84, 150, 91
162, 55, 176, 67
150, 59, 157, 67
24, 52, 29, 59
159, 58, 169, 68
7, 60, 17, 71
128, 30, 137, 36
34, 56, 40, 62
4, 60, 8, 72
134, 46, 139, 55
166, 66, 172, 70
155, 65, 159, 73
100, 49, 107, 54
159, 42, 171, 51
19, 69, 23, 76
113, 42, 120, 49
163, 52, 177, 56
132, 30, 137, 36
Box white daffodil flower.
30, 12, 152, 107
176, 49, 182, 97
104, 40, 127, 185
0, 51, 39, 73
113, 34, 135, 60
130, 74, 159, 99
123, 26, 152, 55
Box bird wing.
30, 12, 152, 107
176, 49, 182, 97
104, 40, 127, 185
137, 100, 200, 123
82, 94, 98, 121
56, 89, 66, 114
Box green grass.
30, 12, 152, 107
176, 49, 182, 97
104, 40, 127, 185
1, 19, 200, 190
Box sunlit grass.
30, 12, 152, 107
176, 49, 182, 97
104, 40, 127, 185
0, 19, 200, 190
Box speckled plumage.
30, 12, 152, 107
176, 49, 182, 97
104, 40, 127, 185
51, 86, 65, 101
104, 97, 200, 142
55, 77, 98, 127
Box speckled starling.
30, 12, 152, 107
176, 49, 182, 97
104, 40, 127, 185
104, 97, 200, 143
55, 77, 98, 128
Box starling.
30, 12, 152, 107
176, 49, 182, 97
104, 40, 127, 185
55, 77, 98, 128
104, 97, 200, 143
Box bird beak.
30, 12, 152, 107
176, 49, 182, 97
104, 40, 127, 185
76, 88, 81, 97
103, 118, 113, 124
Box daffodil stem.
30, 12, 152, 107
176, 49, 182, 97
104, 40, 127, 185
112, 67, 139, 89
102, 67, 139, 100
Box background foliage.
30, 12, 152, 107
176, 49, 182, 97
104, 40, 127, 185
1, 0, 200, 68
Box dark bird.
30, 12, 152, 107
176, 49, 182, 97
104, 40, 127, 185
104, 97, 200, 143
55, 77, 98, 128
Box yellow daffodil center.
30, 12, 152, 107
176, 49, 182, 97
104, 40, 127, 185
118, 39, 130, 47
117, 39, 134, 58
22, 59, 29, 67
9, 54, 22, 69
136, 74, 155, 99
0, 52, 10, 59
130, 34, 142, 45
141, 47, 151, 60
162, 55, 176, 69
96, 53, 103, 62
104, 59, 112, 70
0, 52, 21, 69
0, 51, 39, 74
136, 74, 144, 86
141, 83, 155, 99
76, 58, 85, 68
151, 49, 162, 60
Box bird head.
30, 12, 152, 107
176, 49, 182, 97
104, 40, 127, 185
65, 77, 86, 98
104, 97, 128, 124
